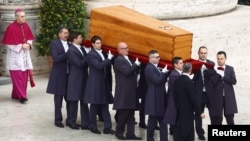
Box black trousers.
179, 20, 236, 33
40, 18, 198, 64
116, 109, 135, 137
54, 95, 69, 124
195, 92, 209, 136
210, 96, 235, 125
80, 100, 90, 127
139, 97, 146, 125
147, 115, 168, 141
89, 104, 112, 130
173, 126, 194, 141
67, 100, 90, 126
210, 114, 234, 125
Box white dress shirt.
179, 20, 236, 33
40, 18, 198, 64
73, 43, 83, 56
61, 40, 68, 52
124, 56, 132, 66
95, 49, 105, 61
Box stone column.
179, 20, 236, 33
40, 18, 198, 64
84, 0, 238, 19
0, 0, 49, 76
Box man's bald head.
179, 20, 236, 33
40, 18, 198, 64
117, 42, 129, 56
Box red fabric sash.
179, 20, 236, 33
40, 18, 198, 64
82, 40, 214, 73
28, 70, 35, 87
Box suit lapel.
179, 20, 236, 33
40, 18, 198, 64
91, 49, 104, 62
149, 63, 161, 74
56, 38, 66, 53
121, 56, 132, 66
71, 44, 84, 58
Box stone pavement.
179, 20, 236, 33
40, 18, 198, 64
0, 5, 250, 141
0, 73, 209, 141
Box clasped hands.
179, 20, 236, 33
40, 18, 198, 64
214, 66, 224, 77
22, 43, 31, 50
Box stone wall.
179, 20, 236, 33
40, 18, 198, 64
85, 0, 238, 19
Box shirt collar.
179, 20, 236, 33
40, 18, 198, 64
183, 72, 194, 79
73, 43, 81, 48
175, 68, 182, 74
198, 59, 207, 63
150, 63, 158, 68
95, 49, 102, 53
61, 40, 67, 44
124, 55, 129, 60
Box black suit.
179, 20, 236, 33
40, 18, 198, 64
173, 74, 202, 141
137, 63, 147, 125
97, 52, 113, 122
66, 44, 90, 127
208, 65, 238, 125
113, 55, 140, 137
144, 63, 168, 141
193, 59, 214, 137
163, 69, 181, 134
84, 49, 113, 131
46, 38, 69, 125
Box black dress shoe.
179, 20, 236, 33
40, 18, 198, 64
115, 134, 126, 140
103, 128, 115, 134
66, 123, 81, 127
91, 129, 101, 134
55, 122, 64, 128
139, 123, 147, 129
198, 135, 206, 140
68, 124, 80, 130
98, 117, 104, 122
81, 126, 91, 130
126, 135, 142, 140
155, 126, 160, 130
20, 98, 28, 104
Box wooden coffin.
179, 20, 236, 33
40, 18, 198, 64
89, 5, 193, 61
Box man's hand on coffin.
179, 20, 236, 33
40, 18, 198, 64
162, 65, 169, 73
84, 47, 91, 53
107, 50, 114, 60
135, 57, 141, 66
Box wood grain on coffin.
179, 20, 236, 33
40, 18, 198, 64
89, 5, 193, 61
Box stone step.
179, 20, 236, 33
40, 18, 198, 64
0, 76, 11, 85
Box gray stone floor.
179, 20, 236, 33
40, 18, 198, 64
0, 74, 210, 141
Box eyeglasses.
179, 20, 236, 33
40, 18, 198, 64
151, 56, 160, 59
120, 47, 128, 50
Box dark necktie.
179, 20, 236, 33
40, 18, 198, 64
80, 46, 87, 57
217, 67, 224, 71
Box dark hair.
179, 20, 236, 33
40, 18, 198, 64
198, 46, 207, 53
69, 31, 81, 42
91, 35, 102, 44
182, 62, 192, 73
171, 56, 182, 66
148, 50, 158, 56
217, 51, 227, 58
57, 26, 68, 35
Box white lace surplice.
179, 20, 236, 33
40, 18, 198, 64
5, 40, 33, 71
